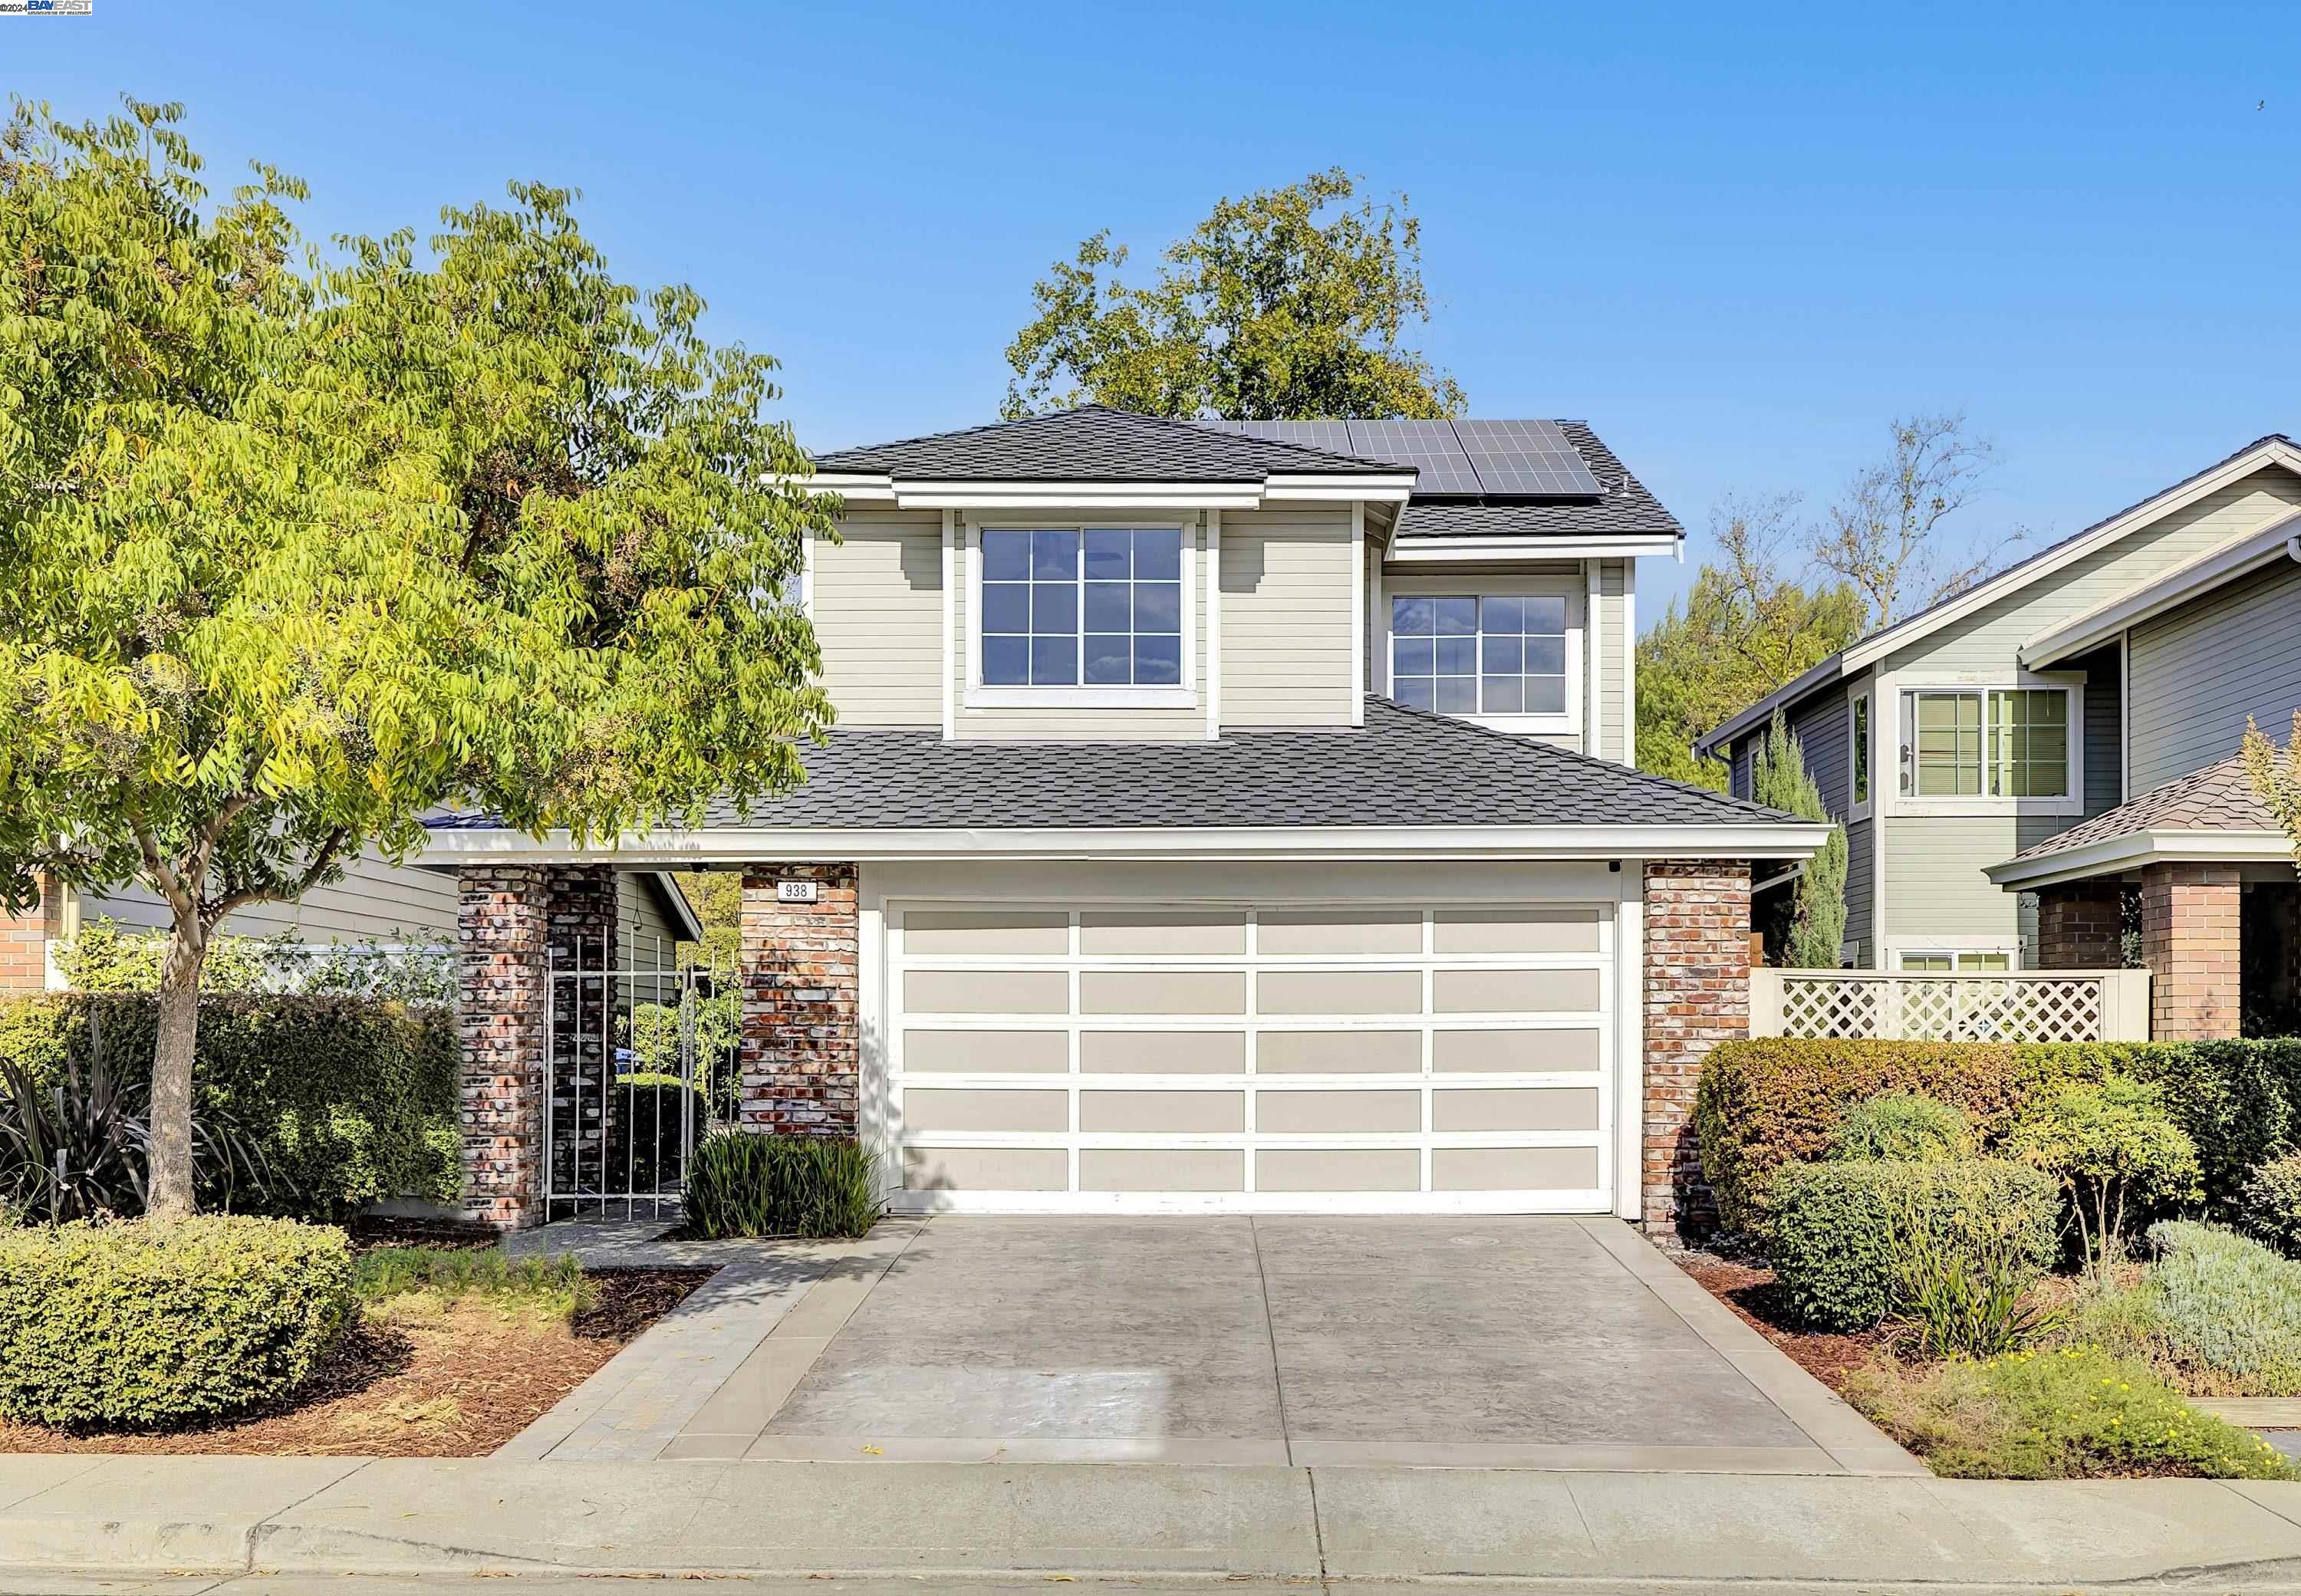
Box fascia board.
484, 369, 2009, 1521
417, 821, 1833, 867
2021, 512, 2301, 668
1264, 474, 1414, 502
1387, 534, 1680, 562
1983, 828, 2295, 890
897, 482, 1264, 511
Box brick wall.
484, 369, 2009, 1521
2036, 880, 2123, 969
458, 864, 550, 1229
739, 864, 859, 1136
0, 880, 51, 995
2141, 861, 2240, 1041
1643, 860, 1752, 1238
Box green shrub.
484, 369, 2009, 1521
353, 1246, 592, 1322
1828, 1092, 1972, 1163
2240, 1151, 2301, 1259
1694, 1038, 2301, 1237
1846, 1344, 2296, 1479
683, 1133, 884, 1239
2005, 1074, 2200, 1281
2068, 1222, 2301, 1396
0, 1216, 353, 1428
0, 995, 457, 1221
1768, 1158, 2059, 1331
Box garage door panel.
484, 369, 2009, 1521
905, 1030, 1070, 1073
1257, 969, 1422, 1015
1431, 1088, 1601, 1133
1080, 969, 1247, 1015
904, 1088, 1068, 1133
1259, 1148, 1421, 1193
1080, 1090, 1245, 1134
1434, 1028, 1602, 1073
905, 910, 1069, 956
905, 1146, 1069, 1192
1434, 1146, 1601, 1192
1257, 909, 1421, 954
1433, 967, 1601, 1014
1258, 1029, 1421, 1074
906, 969, 1069, 1014
1080, 911, 1246, 956
1082, 1149, 1243, 1193
1081, 1030, 1246, 1074
1257, 1089, 1420, 1134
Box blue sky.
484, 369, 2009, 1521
15, 2, 2296, 622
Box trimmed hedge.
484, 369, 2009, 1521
0, 1216, 353, 1427
1769, 1158, 2060, 1331
1694, 1038, 2301, 1237
684, 1132, 884, 1239
0, 994, 457, 1221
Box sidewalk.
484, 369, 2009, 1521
8, 1456, 2301, 1590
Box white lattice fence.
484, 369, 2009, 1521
1750, 969, 2151, 1042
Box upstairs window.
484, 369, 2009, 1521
981, 528, 1183, 687
1850, 693, 1871, 811
1391, 594, 1568, 716
1902, 686, 2072, 801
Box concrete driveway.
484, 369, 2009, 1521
649, 1216, 1911, 1472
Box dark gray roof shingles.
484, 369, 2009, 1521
2005, 755, 2279, 864
814, 405, 1395, 482
430, 698, 1800, 835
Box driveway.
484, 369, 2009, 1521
647, 1216, 1911, 1472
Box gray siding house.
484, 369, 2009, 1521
1699, 433, 2301, 1038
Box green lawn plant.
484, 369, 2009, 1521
2005, 1075, 2201, 1283
683, 1133, 883, 1239
353, 1246, 592, 1325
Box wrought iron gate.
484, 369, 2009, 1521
545, 946, 742, 1221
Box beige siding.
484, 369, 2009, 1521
1222, 505, 1357, 727
811, 509, 944, 727
954, 515, 1209, 741
81, 851, 458, 943
2128, 555, 2301, 793
1882, 815, 2066, 947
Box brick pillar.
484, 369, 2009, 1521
1644, 860, 1752, 1239
0, 878, 53, 995
459, 865, 549, 1229
740, 864, 859, 1136
2141, 861, 2241, 1041
2036, 880, 2122, 969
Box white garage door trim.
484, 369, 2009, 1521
873, 884, 1637, 1217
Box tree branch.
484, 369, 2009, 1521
200, 827, 351, 928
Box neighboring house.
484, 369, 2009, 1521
1697, 433, 2301, 1038
0, 857, 703, 993
423, 406, 1825, 1230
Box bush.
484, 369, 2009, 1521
2240, 1151, 2301, 1259
0, 1216, 353, 1428
354, 1246, 593, 1324
0, 995, 457, 1221
1694, 1038, 2301, 1236
1846, 1344, 2296, 1479
2069, 1222, 2301, 1397
2005, 1075, 2199, 1280
683, 1133, 884, 1239
1768, 1158, 2060, 1331
1828, 1093, 1971, 1163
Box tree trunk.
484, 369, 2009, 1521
145, 917, 209, 1218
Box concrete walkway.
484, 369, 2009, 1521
502, 1214, 1914, 1473
8, 1456, 2301, 1589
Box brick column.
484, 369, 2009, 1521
2036, 880, 2122, 969
0, 880, 51, 995
543, 866, 618, 1205
2141, 861, 2241, 1040
1643, 860, 1752, 1239
740, 864, 859, 1136
459, 865, 550, 1229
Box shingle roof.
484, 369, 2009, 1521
428, 698, 1799, 835
2004, 755, 2279, 864
813, 405, 1395, 482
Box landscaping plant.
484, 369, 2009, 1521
2006, 1075, 2201, 1282
1828, 1091, 1972, 1163
2240, 1150, 2301, 1259
1766, 1158, 2059, 1331
1750, 708, 1848, 968
0, 1215, 353, 1427
2067, 1222, 2301, 1397
354, 1246, 594, 1325
1845, 1344, 2296, 1480
683, 1133, 884, 1239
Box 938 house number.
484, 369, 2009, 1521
775, 880, 820, 904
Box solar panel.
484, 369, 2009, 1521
1342, 420, 1483, 494
1451, 420, 1603, 497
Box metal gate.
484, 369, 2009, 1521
545, 948, 742, 1221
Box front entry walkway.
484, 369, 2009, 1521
512, 1216, 1913, 1473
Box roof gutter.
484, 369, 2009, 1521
1982, 828, 2295, 891
415, 821, 1832, 869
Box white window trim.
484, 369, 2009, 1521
1894, 675, 2085, 818
963, 518, 1199, 710
1847, 689, 1873, 821
1382, 578, 1584, 736
1895, 946, 2020, 973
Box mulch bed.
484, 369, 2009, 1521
1674, 1249, 1891, 1395
0, 1267, 714, 1457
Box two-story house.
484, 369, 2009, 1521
1697, 433, 2301, 1040
424, 406, 1823, 1231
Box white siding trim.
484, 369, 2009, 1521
940, 510, 957, 741
2118, 628, 2130, 805
1350, 502, 1367, 728
1613, 867, 1643, 1221
1206, 508, 1223, 739
1891, 675, 2086, 818
1584, 559, 1601, 757
1621, 560, 1637, 768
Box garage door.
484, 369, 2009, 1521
887, 901, 1618, 1213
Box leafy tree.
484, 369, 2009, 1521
1003, 167, 1463, 421
0, 99, 832, 1214
2241, 711, 2301, 861
1750, 709, 1848, 967
673, 870, 742, 972
1636, 494, 1867, 788
2006, 1074, 2201, 1284
1810, 413, 2019, 627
